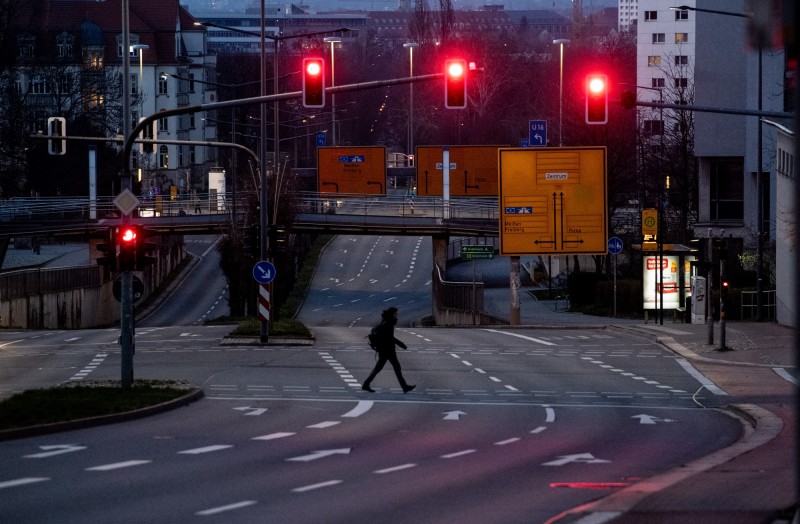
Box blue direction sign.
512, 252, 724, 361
315, 132, 327, 147
529, 120, 547, 147
505, 206, 532, 214
608, 236, 623, 255
252, 260, 277, 284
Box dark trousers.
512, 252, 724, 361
364, 350, 408, 388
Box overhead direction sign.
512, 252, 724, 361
317, 146, 386, 195
498, 147, 607, 256
415, 145, 504, 197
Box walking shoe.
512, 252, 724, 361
362, 384, 375, 393
402, 385, 416, 393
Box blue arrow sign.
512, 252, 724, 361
608, 236, 623, 255
529, 120, 547, 147
252, 260, 277, 284
505, 206, 533, 214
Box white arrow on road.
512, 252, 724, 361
443, 410, 466, 420
24, 444, 87, 459
234, 406, 268, 416
542, 453, 611, 467
286, 448, 351, 463
632, 414, 676, 425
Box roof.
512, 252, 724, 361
11, 0, 204, 65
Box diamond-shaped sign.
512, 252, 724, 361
114, 189, 140, 215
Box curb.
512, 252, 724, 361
0, 388, 204, 442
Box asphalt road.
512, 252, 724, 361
0, 233, 760, 523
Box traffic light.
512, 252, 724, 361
621, 90, 636, 110
136, 229, 157, 270
96, 227, 117, 271
302, 58, 325, 108
118, 226, 138, 271
47, 117, 66, 155
139, 118, 157, 154
444, 59, 467, 109
721, 279, 730, 299
585, 74, 608, 124
268, 225, 288, 253
243, 225, 260, 257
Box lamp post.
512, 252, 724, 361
553, 39, 570, 147
323, 37, 341, 146
670, 4, 765, 321
403, 42, 419, 160
130, 44, 149, 98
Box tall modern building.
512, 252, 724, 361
636, 0, 790, 323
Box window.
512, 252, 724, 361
56, 33, 73, 58
675, 33, 689, 43
188, 113, 195, 129
131, 73, 139, 95
674, 9, 688, 20
159, 145, 169, 168
674, 77, 688, 88
188, 73, 195, 93
18, 35, 35, 58
652, 33, 665, 44
675, 55, 688, 65
644, 11, 657, 21
158, 116, 169, 132
710, 158, 744, 220
189, 146, 196, 164
30, 75, 50, 94
652, 77, 665, 88
14, 76, 23, 95
648, 56, 662, 67
60, 73, 72, 94
84, 50, 103, 69
158, 75, 168, 95
643, 119, 664, 136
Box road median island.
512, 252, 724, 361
0, 380, 203, 441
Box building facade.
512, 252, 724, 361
7, 0, 218, 197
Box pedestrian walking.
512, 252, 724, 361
362, 307, 415, 393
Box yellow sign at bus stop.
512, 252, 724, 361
498, 147, 607, 255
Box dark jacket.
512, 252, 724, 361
374, 318, 407, 354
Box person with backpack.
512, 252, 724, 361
362, 307, 415, 393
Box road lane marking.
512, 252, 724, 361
341, 400, 373, 417
676, 358, 728, 395
484, 329, 556, 346
375, 463, 417, 474
178, 445, 233, 455
773, 367, 798, 385
292, 480, 342, 493
441, 449, 477, 459
86, 460, 151, 471
196, 500, 257, 516
252, 432, 295, 441
0, 477, 49, 489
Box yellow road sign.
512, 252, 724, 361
498, 147, 607, 255
317, 146, 386, 194
642, 208, 658, 239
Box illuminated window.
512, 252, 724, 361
648, 56, 661, 66
159, 145, 169, 168
675, 33, 689, 43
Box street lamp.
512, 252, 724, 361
324, 37, 341, 146
403, 42, 419, 159
553, 39, 569, 147
130, 44, 149, 98
669, 5, 765, 321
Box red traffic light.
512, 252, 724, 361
120, 227, 137, 243
585, 74, 608, 124
302, 57, 325, 108
444, 59, 467, 109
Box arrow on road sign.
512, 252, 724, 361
541, 453, 611, 467
234, 406, 268, 416
24, 444, 87, 459
632, 414, 675, 425
286, 448, 351, 463
443, 410, 466, 420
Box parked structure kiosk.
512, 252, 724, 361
637, 243, 698, 323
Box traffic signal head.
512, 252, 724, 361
444, 59, 467, 109
96, 227, 117, 271
118, 226, 138, 271
47, 117, 66, 155
302, 58, 325, 108
585, 74, 608, 124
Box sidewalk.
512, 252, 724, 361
1, 242, 88, 272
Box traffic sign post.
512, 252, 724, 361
252, 260, 277, 284
528, 120, 547, 147
607, 237, 624, 317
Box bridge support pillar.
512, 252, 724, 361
432, 235, 448, 272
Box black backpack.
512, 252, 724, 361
367, 325, 380, 351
